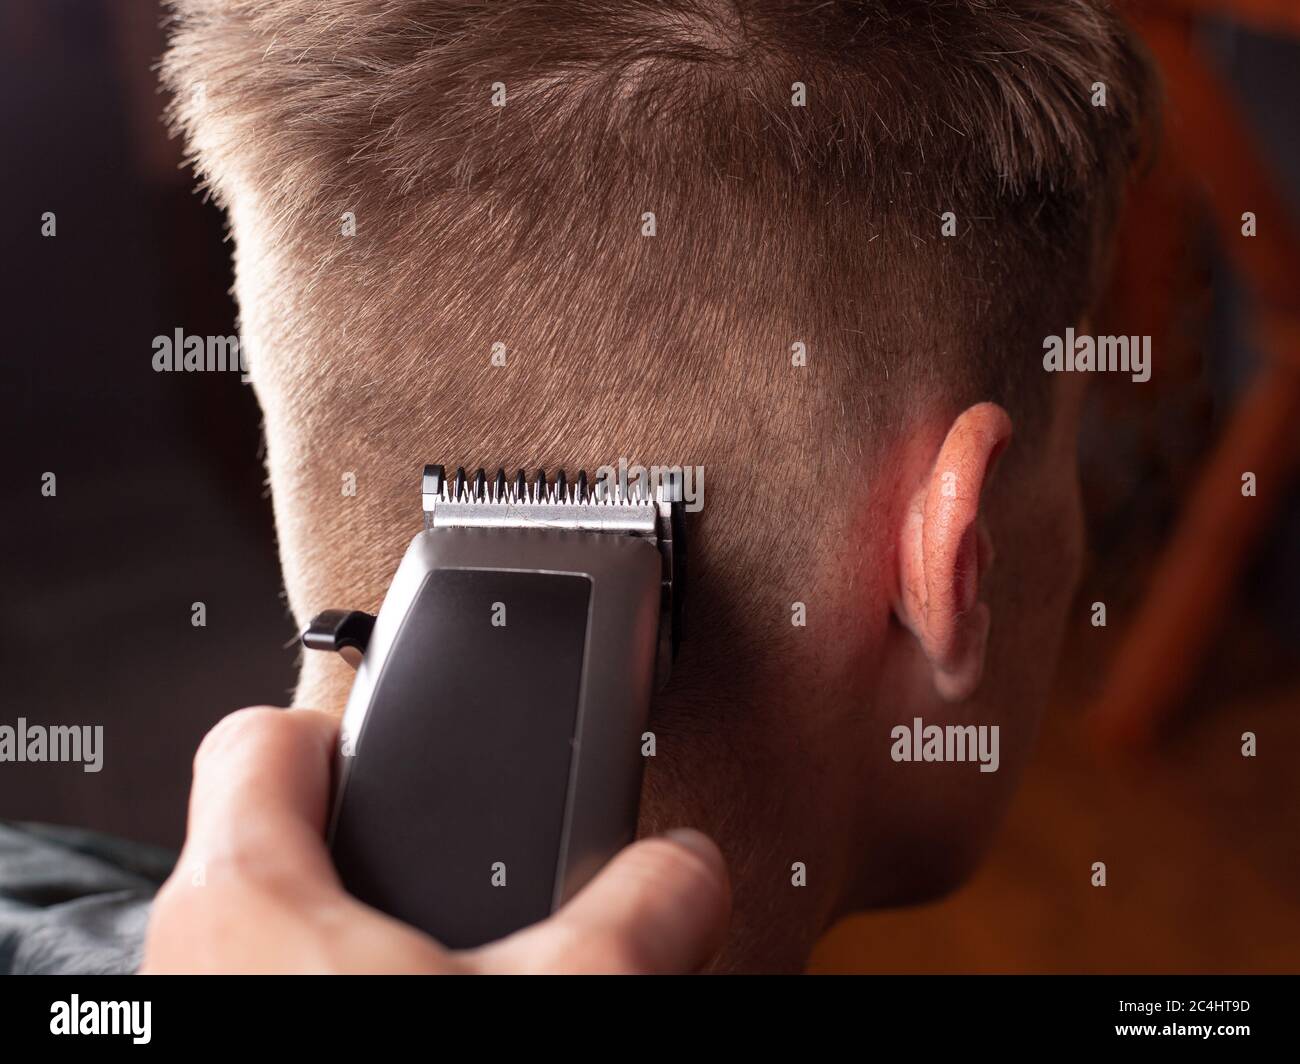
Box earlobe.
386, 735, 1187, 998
896, 403, 1012, 701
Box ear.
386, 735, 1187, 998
896, 403, 1012, 701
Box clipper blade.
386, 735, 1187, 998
422, 464, 676, 534
420, 463, 684, 679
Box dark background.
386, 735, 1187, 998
5, 2, 296, 846
2, 1, 1296, 971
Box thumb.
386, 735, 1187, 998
478, 829, 731, 974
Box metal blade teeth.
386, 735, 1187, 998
428, 465, 652, 505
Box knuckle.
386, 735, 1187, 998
194, 826, 308, 901
193, 706, 288, 776
209, 836, 284, 893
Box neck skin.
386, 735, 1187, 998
294, 651, 358, 720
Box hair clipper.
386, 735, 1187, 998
302, 465, 684, 948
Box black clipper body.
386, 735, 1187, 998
303, 465, 684, 948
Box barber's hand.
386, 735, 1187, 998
141, 707, 730, 974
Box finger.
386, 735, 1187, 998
480, 829, 731, 974
181, 706, 341, 893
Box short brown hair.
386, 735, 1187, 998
163, 0, 1155, 696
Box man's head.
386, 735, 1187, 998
165, 0, 1154, 969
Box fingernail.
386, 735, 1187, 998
664, 828, 719, 863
